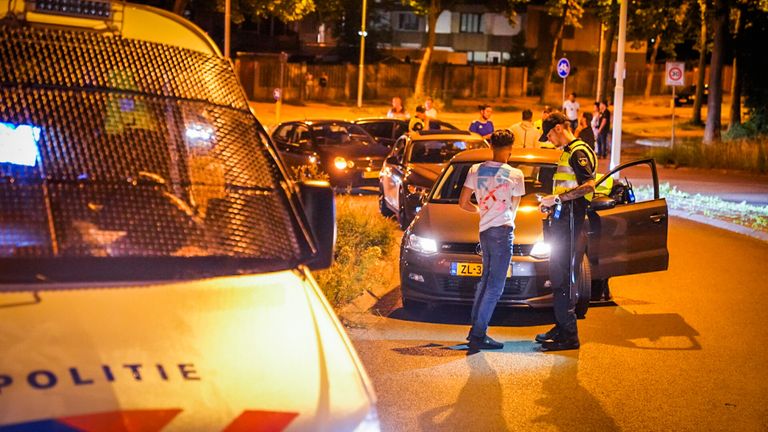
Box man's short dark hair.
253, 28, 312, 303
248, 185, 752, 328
522, 109, 533, 121
490, 129, 514, 148
415, 105, 426, 113
570, 92, 576, 98
478, 104, 491, 111
542, 105, 552, 114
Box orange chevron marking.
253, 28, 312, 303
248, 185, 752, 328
222, 410, 299, 432
58, 409, 182, 432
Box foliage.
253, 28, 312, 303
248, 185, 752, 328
627, 0, 687, 58
313, 196, 401, 308
636, 183, 768, 233
649, 137, 768, 173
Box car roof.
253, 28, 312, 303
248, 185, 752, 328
451, 148, 561, 164
277, 119, 354, 126
354, 117, 406, 123
409, 130, 479, 141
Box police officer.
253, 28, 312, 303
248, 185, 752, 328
536, 112, 597, 352
409, 105, 428, 132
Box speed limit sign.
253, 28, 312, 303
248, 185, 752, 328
665, 62, 685, 86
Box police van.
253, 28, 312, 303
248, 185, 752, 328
0, 1, 378, 430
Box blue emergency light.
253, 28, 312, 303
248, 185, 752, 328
0, 122, 42, 167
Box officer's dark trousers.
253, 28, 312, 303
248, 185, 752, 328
547, 205, 587, 341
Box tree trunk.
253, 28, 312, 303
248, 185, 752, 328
728, 8, 743, 129
692, 2, 708, 125
644, 33, 662, 99
414, 0, 439, 100
598, 0, 618, 103
173, 0, 188, 16
541, 7, 567, 104
703, 0, 728, 144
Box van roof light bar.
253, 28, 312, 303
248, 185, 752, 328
26, 0, 112, 19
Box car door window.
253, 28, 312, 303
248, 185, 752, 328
273, 124, 295, 150
292, 125, 312, 149
391, 137, 407, 163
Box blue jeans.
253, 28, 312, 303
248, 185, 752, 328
469, 225, 514, 338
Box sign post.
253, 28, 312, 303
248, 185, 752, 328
557, 58, 570, 104
665, 61, 685, 147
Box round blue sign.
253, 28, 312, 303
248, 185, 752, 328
557, 58, 571, 79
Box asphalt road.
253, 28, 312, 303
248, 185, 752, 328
345, 217, 768, 431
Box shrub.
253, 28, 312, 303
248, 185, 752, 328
313, 195, 400, 308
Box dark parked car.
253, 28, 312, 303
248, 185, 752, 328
355, 117, 459, 148
399, 148, 669, 317
379, 130, 488, 229
674, 84, 708, 107
271, 120, 390, 187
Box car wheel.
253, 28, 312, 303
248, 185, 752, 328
378, 187, 395, 218
397, 189, 411, 230
575, 256, 592, 319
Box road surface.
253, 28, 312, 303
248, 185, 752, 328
345, 217, 768, 431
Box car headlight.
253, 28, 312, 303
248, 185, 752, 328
406, 184, 429, 196
353, 406, 381, 432
334, 156, 354, 170
405, 233, 438, 254
308, 154, 317, 164
529, 241, 551, 259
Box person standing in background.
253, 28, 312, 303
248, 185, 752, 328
469, 104, 494, 140
387, 96, 409, 119
575, 112, 595, 150
534, 106, 552, 131
596, 100, 611, 158
562, 93, 580, 131
509, 109, 542, 149
424, 97, 438, 119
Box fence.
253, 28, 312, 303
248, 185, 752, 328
235, 54, 732, 104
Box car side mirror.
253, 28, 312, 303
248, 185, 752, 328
590, 195, 616, 211
297, 180, 336, 270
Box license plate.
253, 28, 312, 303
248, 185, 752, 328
450, 262, 512, 277
362, 170, 379, 179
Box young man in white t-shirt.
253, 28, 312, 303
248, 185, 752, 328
562, 92, 580, 131
459, 129, 526, 351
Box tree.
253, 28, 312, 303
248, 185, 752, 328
403, 0, 446, 100
703, 0, 728, 143
692, 0, 709, 125
627, 0, 687, 98
728, 5, 744, 129
587, 0, 618, 103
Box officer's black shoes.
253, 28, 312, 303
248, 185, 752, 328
535, 326, 559, 343
468, 335, 504, 351
540, 338, 580, 352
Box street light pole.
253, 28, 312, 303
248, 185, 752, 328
609, 0, 627, 172
356, 0, 367, 108
224, 0, 231, 58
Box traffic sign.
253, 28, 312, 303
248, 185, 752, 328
273, 88, 282, 101
665, 62, 685, 86
557, 58, 570, 79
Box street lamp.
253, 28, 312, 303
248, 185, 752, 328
610, 0, 628, 172
357, 0, 368, 108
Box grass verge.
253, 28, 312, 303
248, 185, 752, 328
648, 137, 768, 173
313, 195, 401, 308
637, 183, 768, 233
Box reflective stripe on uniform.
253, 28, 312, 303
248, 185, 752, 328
552, 140, 597, 201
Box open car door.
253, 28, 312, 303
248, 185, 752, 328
587, 159, 669, 279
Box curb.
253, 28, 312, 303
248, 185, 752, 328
669, 209, 768, 243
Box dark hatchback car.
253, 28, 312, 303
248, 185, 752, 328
379, 130, 488, 229
674, 84, 709, 107
400, 148, 669, 317
355, 117, 459, 148
272, 120, 390, 187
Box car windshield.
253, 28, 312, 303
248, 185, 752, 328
311, 123, 372, 145
0, 26, 306, 282
430, 162, 556, 203
409, 140, 487, 164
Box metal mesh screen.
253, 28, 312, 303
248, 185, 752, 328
0, 26, 302, 262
